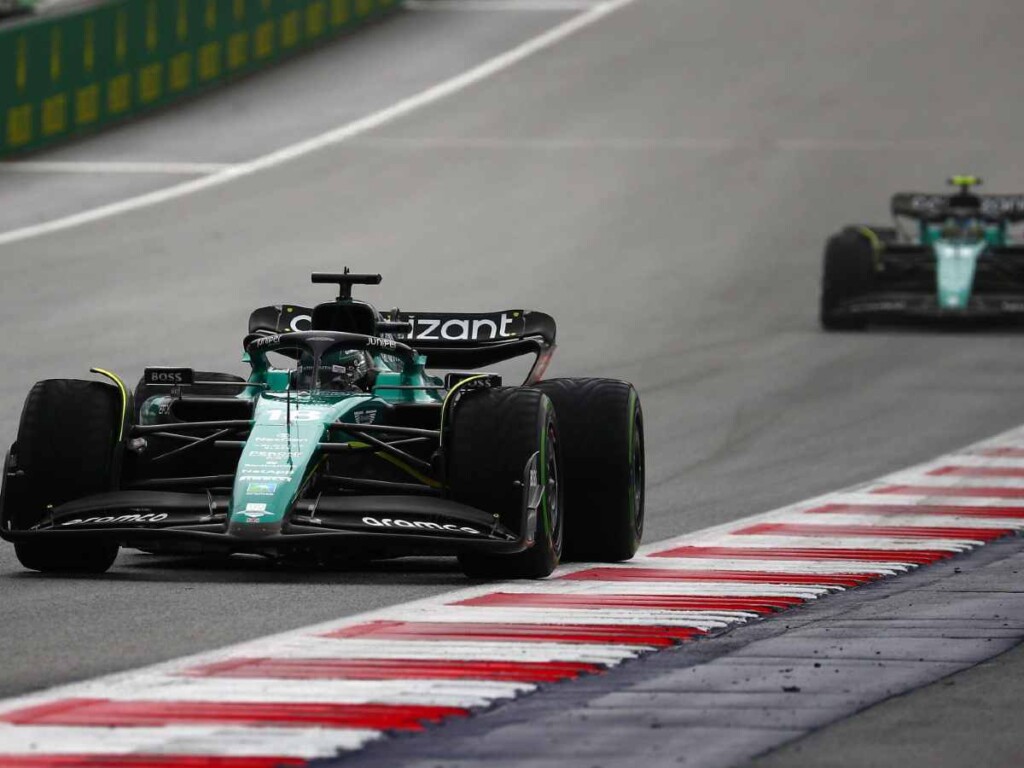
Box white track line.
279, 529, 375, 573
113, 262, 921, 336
472, 582, 831, 598
623, 556, 909, 575
832, 490, 1024, 508
769, 513, 1024, 529
930, 455, 1024, 468
0, 161, 235, 175
382, 606, 743, 628
0, 0, 637, 248
0, 724, 380, 757
59, 677, 532, 707
689, 534, 976, 551
878, 472, 1024, 489
269, 638, 641, 662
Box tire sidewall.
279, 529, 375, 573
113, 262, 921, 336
820, 229, 876, 329
533, 398, 563, 571
624, 389, 645, 552
534, 378, 644, 561
14, 379, 122, 527
10, 379, 123, 573
448, 387, 563, 578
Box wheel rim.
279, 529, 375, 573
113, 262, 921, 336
630, 412, 645, 539
545, 420, 562, 552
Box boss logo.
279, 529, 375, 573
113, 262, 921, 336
144, 368, 194, 385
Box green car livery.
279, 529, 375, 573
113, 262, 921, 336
1, 272, 644, 579
821, 176, 1024, 329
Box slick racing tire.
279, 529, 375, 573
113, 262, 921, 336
12, 379, 122, 573
14, 540, 119, 574
820, 228, 876, 331
534, 378, 644, 561
449, 388, 563, 579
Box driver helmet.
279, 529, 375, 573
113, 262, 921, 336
291, 349, 371, 392
317, 349, 371, 391
943, 210, 983, 240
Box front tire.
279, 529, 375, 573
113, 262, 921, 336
448, 388, 563, 579
14, 540, 118, 574
11, 379, 122, 573
820, 228, 876, 331
534, 378, 644, 561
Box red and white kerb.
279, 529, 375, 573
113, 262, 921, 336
4, 428, 1024, 766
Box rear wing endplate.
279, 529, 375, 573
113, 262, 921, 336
892, 193, 1024, 222
384, 310, 557, 384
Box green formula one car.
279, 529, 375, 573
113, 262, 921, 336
820, 176, 1024, 329
0, 272, 644, 579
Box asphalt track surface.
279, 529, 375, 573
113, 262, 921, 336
2, 0, 1024, 749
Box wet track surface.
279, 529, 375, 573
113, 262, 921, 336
2, 0, 1024, 742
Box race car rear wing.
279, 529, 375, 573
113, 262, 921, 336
383, 310, 557, 385
891, 193, 1024, 222
248, 304, 314, 335
247, 305, 557, 384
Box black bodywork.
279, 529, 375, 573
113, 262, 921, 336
1, 272, 559, 563
827, 188, 1024, 322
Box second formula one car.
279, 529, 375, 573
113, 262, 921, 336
820, 176, 1024, 329
0, 271, 644, 579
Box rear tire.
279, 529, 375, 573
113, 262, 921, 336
11, 379, 122, 573
820, 228, 876, 331
534, 378, 644, 561
448, 388, 563, 579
